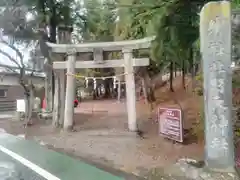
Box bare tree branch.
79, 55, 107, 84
0, 63, 19, 70
0, 63, 42, 72
0, 38, 24, 66
0, 48, 21, 68
1, 65, 18, 73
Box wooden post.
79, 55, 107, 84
123, 48, 137, 131
63, 49, 76, 130
141, 78, 148, 104
45, 59, 53, 111
200, 1, 234, 172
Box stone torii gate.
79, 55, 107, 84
46, 37, 153, 131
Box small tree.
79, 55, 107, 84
0, 35, 40, 126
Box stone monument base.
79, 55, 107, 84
165, 158, 238, 180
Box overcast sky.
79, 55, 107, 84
0, 11, 34, 69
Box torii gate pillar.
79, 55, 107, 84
123, 48, 137, 131
63, 49, 76, 130
47, 36, 152, 131
62, 48, 138, 131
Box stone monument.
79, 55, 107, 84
200, 1, 235, 172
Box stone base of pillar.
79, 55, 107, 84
39, 110, 52, 120
14, 112, 25, 121
205, 162, 236, 173
165, 158, 238, 179
63, 125, 75, 132
14, 112, 21, 121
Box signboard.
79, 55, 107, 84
16, 99, 25, 112
158, 108, 183, 142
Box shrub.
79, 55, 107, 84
195, 73, 203, 82
191, 106, 205, 142
194, 87, 203, 96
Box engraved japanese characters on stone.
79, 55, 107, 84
206, 15, 231, 154
209, 113, 218, 132
208, 41, 225, 56
207, 16, 222, 36
200, 1, 234, 169
210, 138, 228, 152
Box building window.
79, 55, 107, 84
0, 89, 7, 97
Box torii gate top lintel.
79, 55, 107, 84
46, 36, 154, 53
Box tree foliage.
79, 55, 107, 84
1, 0, 240, 92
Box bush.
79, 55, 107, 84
195, 73, 203, 82
191, 107, 205, 142
194, 87, 203, 96
193, 73, 203, 96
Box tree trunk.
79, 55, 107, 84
189, 47, 195, 90
19, 70, 34, 127
174, 62, 177, 77
28, 87, 34, 121
93, 88, 97, 100
24, 93, 29, 123
182, 59, 185, 89
169, 61, 174, 92
190, 48, 194, 78
195, 63, 199, 75
49, 3, 57, 43
148, 88, 155, 110
142, 68, 156, 103
52, 74, 60, 127
49, 0, 57, 116
104, 78, 112, 98
23, 86, 34, 127
141, 77, 148, 104
45, 65, 53, 111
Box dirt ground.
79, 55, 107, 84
0, 77, 205, 176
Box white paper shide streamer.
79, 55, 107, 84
113, 76, 116, 89
93, 78, 97, 90
85, 77, 88, 88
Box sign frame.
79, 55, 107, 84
157, 107, 183, 143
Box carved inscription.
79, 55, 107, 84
200, 1, 235, 168
206, 15, 230, 157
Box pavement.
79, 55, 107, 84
0, 132, 126, 180
0, 131, 199, 180
0, 151, 45, 180
0, 131, 239, 180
